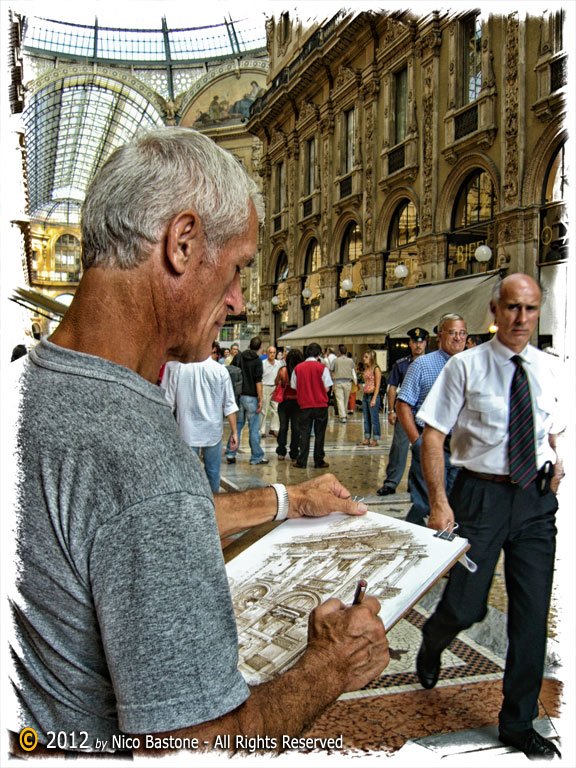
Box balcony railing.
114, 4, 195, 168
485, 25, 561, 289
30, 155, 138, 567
454, 103, 478, 140
551, 56, 567, 92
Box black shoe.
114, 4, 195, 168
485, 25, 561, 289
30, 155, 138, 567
499, 727, 561, 760
416, 640, 441, 689
376, 485, 396, 496
292, 462, 306, 468
252, 459, 269, 465
314, 461, 330, 469
226, 457, 236, 464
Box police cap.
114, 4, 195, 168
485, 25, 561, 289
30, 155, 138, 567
407, 327, 429, 342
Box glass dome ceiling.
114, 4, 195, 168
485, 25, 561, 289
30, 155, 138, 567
23, 15, 267, 62
17, 13, 267, 225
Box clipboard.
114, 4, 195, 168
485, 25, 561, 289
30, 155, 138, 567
226, 512, 472, 685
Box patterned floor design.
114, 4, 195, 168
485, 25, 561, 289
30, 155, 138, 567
304, 679, 563, 755
344, 606, 504, 699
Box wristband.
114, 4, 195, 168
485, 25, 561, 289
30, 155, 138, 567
269, 483, 289, 521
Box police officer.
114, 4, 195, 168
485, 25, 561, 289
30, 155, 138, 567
376, 327, 429, 496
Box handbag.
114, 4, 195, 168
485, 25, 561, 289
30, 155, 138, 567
271, 381, 286, 403
271, 368, 287, 403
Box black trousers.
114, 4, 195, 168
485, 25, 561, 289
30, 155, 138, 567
422, 471, 558, 731
276, 399, 301, 460
297, 407, 328, 466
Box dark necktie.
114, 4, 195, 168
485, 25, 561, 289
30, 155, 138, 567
508, 355, 537, 488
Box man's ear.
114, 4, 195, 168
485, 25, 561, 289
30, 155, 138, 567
165, 210, 202, 274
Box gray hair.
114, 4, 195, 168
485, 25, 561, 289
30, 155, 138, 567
81, 127, 264, 269
437, 312, 465, 333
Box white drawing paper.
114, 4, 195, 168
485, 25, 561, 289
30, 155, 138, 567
226, 512, 470, 685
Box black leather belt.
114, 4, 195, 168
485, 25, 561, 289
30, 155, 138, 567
463, 468, 515, 484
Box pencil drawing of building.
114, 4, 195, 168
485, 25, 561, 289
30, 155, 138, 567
229, 522, 428, 683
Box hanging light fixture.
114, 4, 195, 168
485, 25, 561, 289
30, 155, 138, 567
394, 263, 409, 279
271, 295, 280, 306
301, 287, 312, 299
474, 244, 492, 263
341, 278, 354, 292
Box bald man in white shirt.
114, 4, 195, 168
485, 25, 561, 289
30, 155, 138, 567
415, 274, 565, 760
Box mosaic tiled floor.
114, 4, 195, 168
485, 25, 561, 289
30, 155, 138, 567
303, 679, 563, 755
343, 606, 504, 700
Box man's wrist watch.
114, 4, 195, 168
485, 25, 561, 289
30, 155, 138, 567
269, 483, 289, 521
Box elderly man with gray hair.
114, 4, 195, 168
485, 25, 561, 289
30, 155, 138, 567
395, 312, 468, 526
8, 127, 389, 757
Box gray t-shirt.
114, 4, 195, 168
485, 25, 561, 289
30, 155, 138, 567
10, 340, 249, 748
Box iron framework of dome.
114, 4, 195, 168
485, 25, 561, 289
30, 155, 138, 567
14, 12, 267, 226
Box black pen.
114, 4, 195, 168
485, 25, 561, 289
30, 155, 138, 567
352, 578, 367, 605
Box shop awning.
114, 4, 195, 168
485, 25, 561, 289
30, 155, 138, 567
279, 271, 500, 346
9, 287, 70, 321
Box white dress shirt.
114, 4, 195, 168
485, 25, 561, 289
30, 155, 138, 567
162, 358, 238, 447
417, 337, 565, 474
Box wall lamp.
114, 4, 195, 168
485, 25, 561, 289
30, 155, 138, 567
474, 244, 492, 263
393, 263, 409, 279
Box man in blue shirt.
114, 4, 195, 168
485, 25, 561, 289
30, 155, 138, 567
396, 314, 467, 525
376, 327, 429, 496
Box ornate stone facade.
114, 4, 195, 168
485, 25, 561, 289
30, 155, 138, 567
247, 9, 567, 354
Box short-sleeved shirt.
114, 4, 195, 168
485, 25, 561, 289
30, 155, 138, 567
261, 358, 282, 386
163, 357, 238, 447
8, 340, 249, 747
233, 350, 263, 396
396, 349, 451, 427
417, 337, 565, 474
387, 355, 414, 389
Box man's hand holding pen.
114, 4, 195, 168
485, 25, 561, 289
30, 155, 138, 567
304, 580, 389, 694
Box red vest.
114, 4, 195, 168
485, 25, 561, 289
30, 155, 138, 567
294, 360, 328, 408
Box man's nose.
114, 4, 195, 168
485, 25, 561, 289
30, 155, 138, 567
226, 274, 244, 314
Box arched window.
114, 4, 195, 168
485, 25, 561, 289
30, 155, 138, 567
54, 234, 82, 282
386, 200, 419, 287
447, 170, 496, 277
539, 142, 568, 263
302, 239, 321, 324
274, 252, 289, 284
339, 222, 362, 264
338, 222, 362, 304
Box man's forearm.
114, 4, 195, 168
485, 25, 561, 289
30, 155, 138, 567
387, 385, 397, 414
395, 401, 420, 443
137, 597, 389, 755
421, 426, 449, 507
214, 487, 277, 536
138, 650, 341, 756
